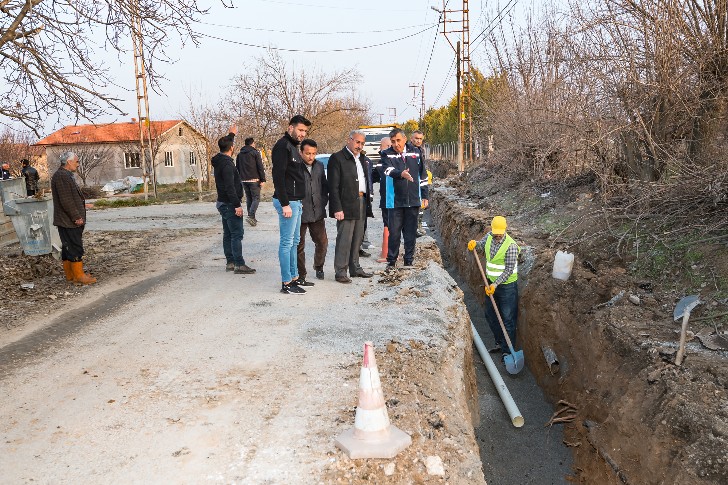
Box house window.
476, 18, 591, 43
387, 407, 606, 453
124, 152, 141, 169
189, 151, 196, 166
164, 151, 173, 167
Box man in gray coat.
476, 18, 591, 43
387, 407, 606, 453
296, 139, 329, 283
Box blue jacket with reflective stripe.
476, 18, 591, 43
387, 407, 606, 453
380, 147, 428, 209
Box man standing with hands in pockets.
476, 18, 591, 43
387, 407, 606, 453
212, 125, 256, 275
327, 130, 374, 283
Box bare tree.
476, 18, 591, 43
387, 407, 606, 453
226, 50, 370, 155
180, 89, 229, 190
0, 0, 208, 134
70, 143, 114, 187
0, 127, 38, 176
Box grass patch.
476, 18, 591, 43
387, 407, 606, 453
92, 198, 152, 209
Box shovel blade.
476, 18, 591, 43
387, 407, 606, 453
504, 350, 525, 375
674, 295, 700, 321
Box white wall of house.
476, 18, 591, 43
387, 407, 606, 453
43, 123, 208, 186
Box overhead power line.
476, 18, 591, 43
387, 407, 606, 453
470, 0, 519, 53
193, 24, 437, 53
197, 21, 434, 36
258, 0, 411, 12
432, 57, 456, 106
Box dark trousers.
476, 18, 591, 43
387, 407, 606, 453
386, 206, 419, 264
297, 218, 328, 279
242, 182, 261, 218
334, 197, 366, 277
381, 209, 389, 228
484, 281, 519, 351
58, 225, 85, 262
217, 202, 245, 266
27, 189, 36, 196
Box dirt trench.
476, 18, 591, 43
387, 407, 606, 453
428, 174, 728, 485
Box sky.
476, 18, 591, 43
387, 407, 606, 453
38, 0, 543, 135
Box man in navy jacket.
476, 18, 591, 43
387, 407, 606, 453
380, 128, 428, 269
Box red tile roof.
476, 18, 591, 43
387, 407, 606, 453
36, 120, 183, 146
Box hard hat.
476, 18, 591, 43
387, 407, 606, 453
491, 216, 507, 235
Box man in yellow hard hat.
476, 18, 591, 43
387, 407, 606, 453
468, 215, 520, 357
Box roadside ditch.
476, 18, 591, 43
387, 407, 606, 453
427, 167, 728, 485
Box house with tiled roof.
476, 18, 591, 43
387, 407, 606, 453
36, 119, 207, 186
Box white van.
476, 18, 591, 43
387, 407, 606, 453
359, 125, 398, 158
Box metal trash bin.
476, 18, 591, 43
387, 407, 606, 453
2, 197, 61, 257
0, 178, 27, 206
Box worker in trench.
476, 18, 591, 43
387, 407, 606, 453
468, 216, 521, 361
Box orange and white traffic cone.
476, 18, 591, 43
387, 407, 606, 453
335, 342, 412, 459
376, 227, 389, 263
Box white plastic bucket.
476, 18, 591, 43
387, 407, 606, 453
552, 250, 574, 281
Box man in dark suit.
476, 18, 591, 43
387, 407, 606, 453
327, 130, 374, 283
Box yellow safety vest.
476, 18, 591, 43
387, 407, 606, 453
484, 233, 519, 284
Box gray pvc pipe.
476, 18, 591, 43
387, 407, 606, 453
471, 322, 525, 428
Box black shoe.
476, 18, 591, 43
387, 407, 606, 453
292, 278, 314, 287
403, 261, 414, 268
234, 264, 256, 274
359, 249, 371, 257
315, 270, 325, 280
226, 262, 234, 272
488, 345, 502, 354
281, 282, 306, 294
352, 270, 373, 278
246, 216, 257, 226
384, 264, 396, 273
335, 275, 352, 284
501, 353, 509, 364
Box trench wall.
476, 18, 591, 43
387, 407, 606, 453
429, 179, 725, 485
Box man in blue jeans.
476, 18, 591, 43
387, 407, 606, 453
468, 216, 520, 362
212, 125, 256, 275
271, 115, 312, 294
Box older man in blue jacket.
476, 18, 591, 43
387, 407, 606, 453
381, 128, 428, 269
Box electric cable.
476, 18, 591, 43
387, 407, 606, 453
470, 0, 519, 53
432, 56, 456, 106
197, 21, 433, 36
192, 24, 436, 53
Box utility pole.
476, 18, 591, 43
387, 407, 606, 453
376, 113, 384, 125
388, 107, 397, 124
420, 84, 426, 133
130, 0, 157, 200
408, 84, 420, 127
432, 0, 472, 172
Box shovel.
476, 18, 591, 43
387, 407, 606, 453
471, 249, 525, 374
674, 295, 700, 366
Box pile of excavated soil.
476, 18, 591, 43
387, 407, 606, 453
0, 229, 204, 329
429, 161, 728, 484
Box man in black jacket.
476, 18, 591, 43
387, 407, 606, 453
212, 125, 255, 275
381, 128, 428, 269
296, 139, 329, 283
328, 129, 374, 283
236, 137, 266, 226
21, 159, 40, 196
271, 114, 311, 294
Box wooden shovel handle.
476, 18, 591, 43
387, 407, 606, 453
675, 311, 691, 366
471, 249, 517, 353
